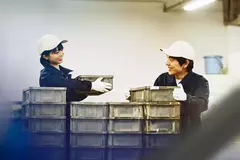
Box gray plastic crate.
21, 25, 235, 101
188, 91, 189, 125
144, 102, 180, 119
22, 87, 66, 104
75, 75, 113, 95
108, 119, 143, 132
22, 118, 29, 132
76, 75, 113, 89
10, 117, 28, 133
71, 118, 107, 133
71, 147, 106, 160
70, 133, 107, 147
108, 147, 142, 160
30, 147, 66, 160
24, 103, 66, 118
143, 148, 170, 158
11, 108, 24, 119
28, 117, 66, 133
10, 101, 24, 118
129, 86, 178, 102
29, 133, 65, 147
108, 133, 142, 147
145, 119, 180, 134
109, 102, 144, 118
70, 102, 108, 118
144, 133, 179, 148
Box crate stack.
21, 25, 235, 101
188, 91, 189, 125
70, 102, 109, 160
7, 101, 30, 153
107, 102, 144, 160
10, 101, 25, 131
22, 87, 67, 160
129, 86, 181, 156
19, 75, 182, 159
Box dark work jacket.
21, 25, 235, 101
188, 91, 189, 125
154, 71, 209, 133
39, 65, 92, 102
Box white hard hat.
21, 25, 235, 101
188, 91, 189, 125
38, 34, 68, 55
160, 41, 195, 60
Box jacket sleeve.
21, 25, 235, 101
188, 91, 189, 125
154, 74, 163, 86
66, 89, 88, 101
154, 77, 160, 86
40, 72, 92, 92
184, 77, 210, 113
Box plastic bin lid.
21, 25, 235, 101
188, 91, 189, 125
108, 131, 143, 134
108, 102, 144, 105
23, 87, 67, 91
70, 102, 109, 105
144, 101, 180, 105
129, 86, 177, 91
78, 75, 114, 78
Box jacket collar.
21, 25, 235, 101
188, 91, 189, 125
59, 65, 73, 74
167, 75, 177, 86
166, 71, 194, 86
45, 65, 73, 75
180, 71, 194, 86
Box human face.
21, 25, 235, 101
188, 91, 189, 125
43, 44, 64, 65
165, 55, 188, 76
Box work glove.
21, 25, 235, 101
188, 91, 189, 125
173, 83, 187, 101
91, 78, 112, 93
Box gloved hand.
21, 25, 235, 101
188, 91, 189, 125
173, 83, 187, 101
91, 78, 112, 93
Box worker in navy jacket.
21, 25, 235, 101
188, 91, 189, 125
38, 34, 112, 101
154, 41, 209, 134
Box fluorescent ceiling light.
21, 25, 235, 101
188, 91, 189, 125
183, 0, 216, 11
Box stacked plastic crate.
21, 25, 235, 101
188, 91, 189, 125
129, 86, 181, 157
11, 101, 25, 131
107, 102, 144, 160
9, 101, 29, 152
70, 102, 109, 160
22, 87, 67, 160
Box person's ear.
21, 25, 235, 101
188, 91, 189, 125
183, 59, 190, 68
43, 55, 49, 60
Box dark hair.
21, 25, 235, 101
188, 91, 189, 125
40, 43, 64, 67
170, 56, 194, 72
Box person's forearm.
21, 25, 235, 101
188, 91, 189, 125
184, 94, 208, 112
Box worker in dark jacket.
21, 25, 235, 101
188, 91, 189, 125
38, 34, 112, 101
154, 41, 209, 134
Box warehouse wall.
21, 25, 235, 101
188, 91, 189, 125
0, 0, 230, 102
226, 26, 240, 77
